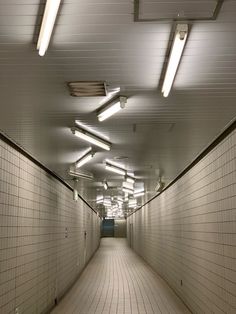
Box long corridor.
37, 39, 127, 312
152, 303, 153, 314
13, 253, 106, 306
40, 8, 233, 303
51, 238, 191, 314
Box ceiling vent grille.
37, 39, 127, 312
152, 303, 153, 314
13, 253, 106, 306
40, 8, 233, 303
134, 0, 224, 22
67, 81, 107, 97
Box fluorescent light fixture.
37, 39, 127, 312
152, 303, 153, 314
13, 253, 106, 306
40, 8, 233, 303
125, 175, 135, 184
104, 201, 112, 207
96, 198, 104, 204
123, 181, 134, 190
162, 24, 188, 97
71, 126, 111, 151
105, 162, 126, 176
97, 96, 127, 122
155, 179, 165, 192
37, 0, 61, 56
124, 195, 129, 202
73, 179, 78, 201
117, 196, 123, 204
134, 190, 145, 198
103, 180, 108, 190
128, 199, 137, 208
122, 187, 134, 195
68, 169, 94, 181
75, 149, 95, 168
73, 188, 78, 201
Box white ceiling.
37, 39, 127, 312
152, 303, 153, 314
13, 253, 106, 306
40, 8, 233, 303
1, 0, 236, 210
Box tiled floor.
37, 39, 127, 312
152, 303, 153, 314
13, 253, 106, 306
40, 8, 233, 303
51, 238, 191, 314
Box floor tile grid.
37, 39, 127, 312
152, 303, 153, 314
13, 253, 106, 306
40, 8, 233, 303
121, 249, 153, 314
80, 255, 109, 314
130, 254, 190, 314
127, 256, 166, 314
60, 256, 104, 314
51, 239, 191, 314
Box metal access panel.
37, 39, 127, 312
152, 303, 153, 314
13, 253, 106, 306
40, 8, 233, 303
134, 0, 224, 22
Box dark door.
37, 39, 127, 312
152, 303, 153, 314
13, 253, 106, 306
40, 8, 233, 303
102, 219, 114, 237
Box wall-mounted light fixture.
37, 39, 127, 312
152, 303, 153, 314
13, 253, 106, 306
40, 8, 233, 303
162, 24, 188, 97
97, 96, 127, 122
71, 126, 111, 151
73, 178, 78, 201
155, 178, 165, 192
103, 180, 109, 190
75, 148, 95, 168
37, 0, 61, 56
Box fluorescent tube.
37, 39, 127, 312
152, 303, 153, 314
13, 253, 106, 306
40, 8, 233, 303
71, 127, 111, 151
96, 198, 104, 204
123, 181, 134, 190
134, 191, 145, 198
97, 96, 127, 122
37, 0, 61, 56
122, 187, 134, 195
105, 163, 126, 176
162, 24, 188, 97
125, 175, 135, 184
68, 169, 94, 181
75, 149, 94, 168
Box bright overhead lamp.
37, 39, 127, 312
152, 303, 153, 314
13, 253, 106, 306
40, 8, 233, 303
68, 169, 94, 181
75, 149, 95, 168
96, 197, 104, 204
128, 199, 137, 208
97, 96, 127, 122
105, 162, 126, 176
71, 126, 111, 151
122, 187, 134, 195
37, 0, 61, 56
104, 201, 112, 207
162, 24, 188, 97
123, 181, 134, 190
134, 190, 145, 198
103, 180, 109, 190
117, 196, 123, 204
125, 175, 135, 184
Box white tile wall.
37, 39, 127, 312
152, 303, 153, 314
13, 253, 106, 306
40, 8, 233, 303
127, 129, 236, 314
0, 139, 101, 314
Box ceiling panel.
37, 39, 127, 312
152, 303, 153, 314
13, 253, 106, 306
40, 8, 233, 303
0, 0, 236, 211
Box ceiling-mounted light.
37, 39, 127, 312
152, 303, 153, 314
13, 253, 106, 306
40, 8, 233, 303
75, 148, 95, 168
37, 0, 61, 56
128, 198, 137, 208
104, 200, 112, 207
105, 162, 126, 176
103, 180, 108, 190
123, 181, 134, 190
125, 175, 135, 184
134, 190, 145, 198
71, 126, 111, 151
162, 24, 188, 97
68, 169, 94, 181
122, 187, 134, 195
97, 96, 127, 122
96, 196, 104, 204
